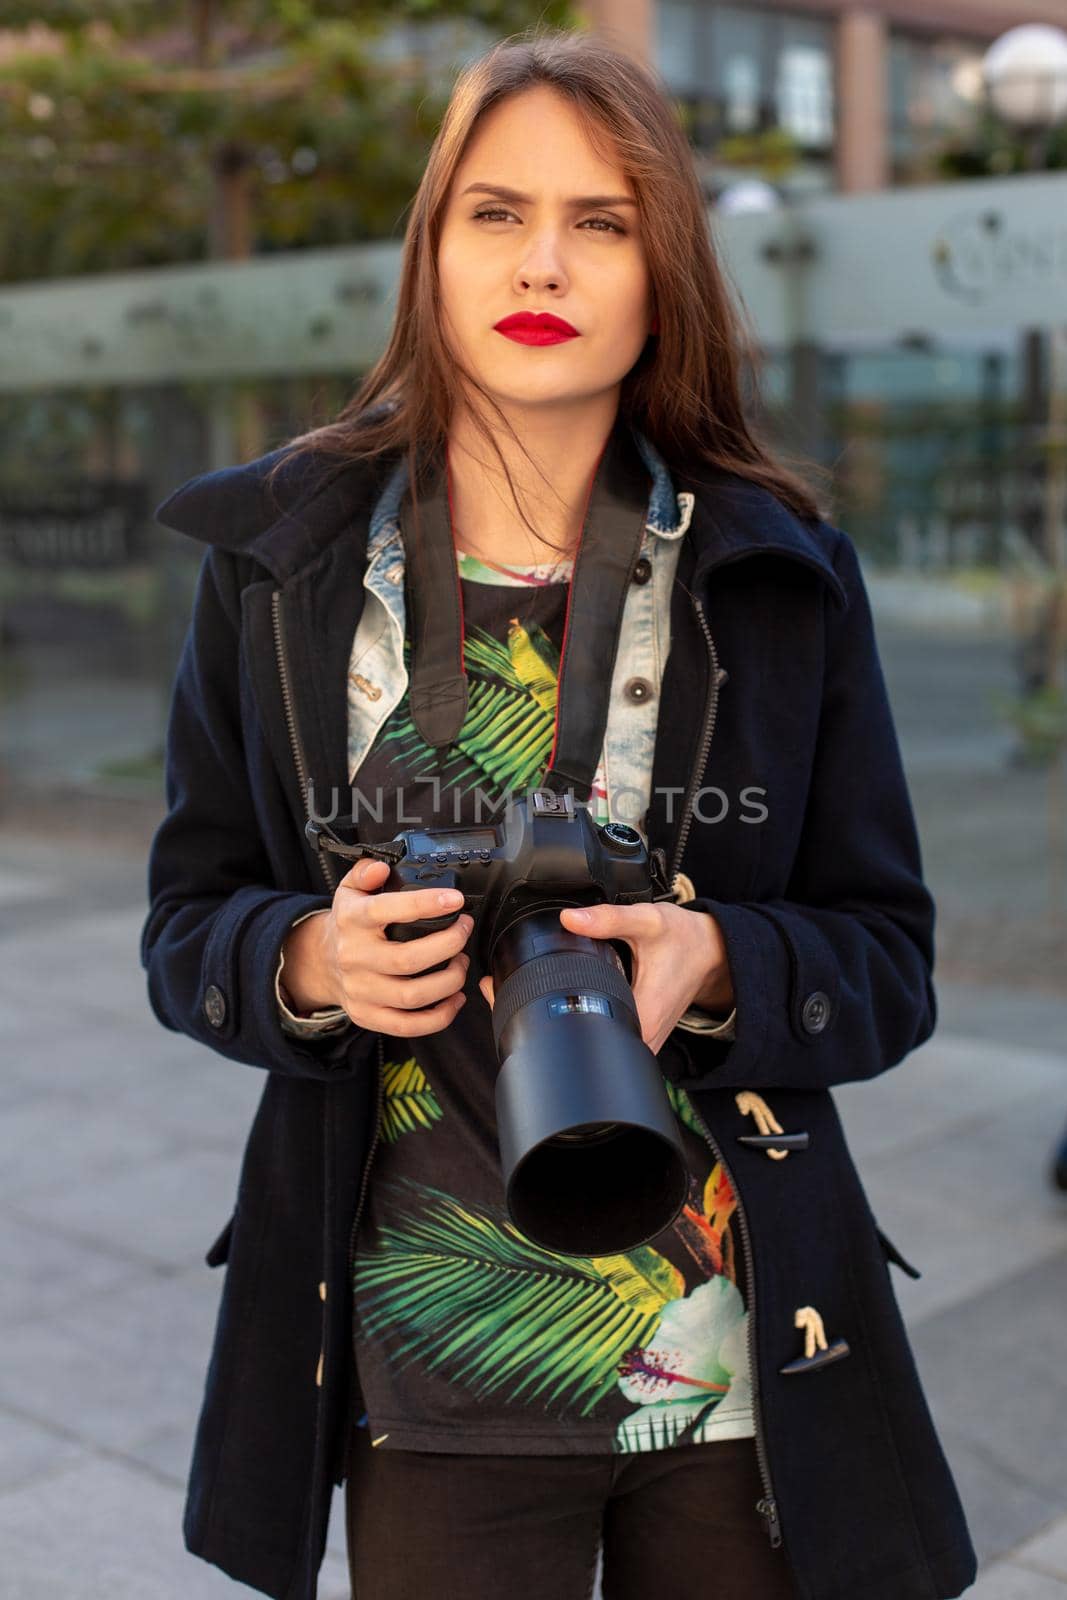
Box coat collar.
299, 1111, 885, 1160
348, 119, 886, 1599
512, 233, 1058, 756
153, 436, 847, 610
675, 465, 847, 609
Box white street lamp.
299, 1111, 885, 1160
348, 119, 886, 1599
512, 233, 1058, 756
982, 24, 1067, 134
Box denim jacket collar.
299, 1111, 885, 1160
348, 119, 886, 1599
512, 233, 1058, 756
364, 425, 694, 551
346, 428, 693, 825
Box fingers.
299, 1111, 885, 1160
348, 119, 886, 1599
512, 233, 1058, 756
337, 857, 467, 928
361, 885, 466, 929
373, 952, 470, 1011
338, 857, 390, 892
377, 914, 474, 975
349, 987, 469, 1038
559, 901, 664, 938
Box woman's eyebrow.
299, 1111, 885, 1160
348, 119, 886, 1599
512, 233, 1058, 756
459, 182, 637, 208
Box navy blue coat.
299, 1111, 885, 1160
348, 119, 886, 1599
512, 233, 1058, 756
143, 439, 978, 1600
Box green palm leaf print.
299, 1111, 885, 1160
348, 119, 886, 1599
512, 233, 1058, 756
665, 1080, 703, 1138
506, 618, 558, 712
375, 626, 560, 798
380, 1056, 442, 1143
615, 1394, 720, 1453
354, 1177, 682, 1418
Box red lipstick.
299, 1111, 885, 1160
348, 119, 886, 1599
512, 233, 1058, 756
493, 311, 580, 346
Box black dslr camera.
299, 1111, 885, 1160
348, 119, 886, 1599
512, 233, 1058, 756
307, 790, 688, 1257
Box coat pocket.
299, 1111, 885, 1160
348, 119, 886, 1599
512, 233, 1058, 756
875, 1223, 922, 1280
205, 1210, 236, 1268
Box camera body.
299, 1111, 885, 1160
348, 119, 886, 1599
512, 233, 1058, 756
307, 790, 686, 1257
372, 789, 669, 976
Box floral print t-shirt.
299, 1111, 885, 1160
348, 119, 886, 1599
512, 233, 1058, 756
349, 544, 756, 1456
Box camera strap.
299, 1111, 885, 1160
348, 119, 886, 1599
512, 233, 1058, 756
399, 412, 652, 802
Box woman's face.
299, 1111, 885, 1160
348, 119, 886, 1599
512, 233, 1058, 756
437, 85, 654, 417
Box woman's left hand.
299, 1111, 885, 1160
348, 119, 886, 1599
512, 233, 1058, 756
477, 901, 734, 1056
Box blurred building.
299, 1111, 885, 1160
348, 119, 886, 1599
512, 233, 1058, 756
2, 3, 1066, 823
580, 0, 1067, 194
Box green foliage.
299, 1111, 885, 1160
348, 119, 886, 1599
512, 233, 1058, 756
934, 105, 1067, 182
354, 1176, 676, 1416
716, 126, 799, 179
993, 683, 1067, 765
380, 1055, 443, 1142
94, 745, 165, 783
0, 1, 579, 284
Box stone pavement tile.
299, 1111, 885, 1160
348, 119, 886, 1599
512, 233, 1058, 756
0, 1095, 179, 1208
835, 1079, 1067, 1324
1012, 1515, 1067, 1583
101, 1034, 265, 1153
3, 998, 261, 1154
318, 1552, 353, 1600
119, 1418, 198, 1488
935, 981, 1067, 1059
967, 1559, 1067, 1598
0, 1407, 89, 1494
0, 864, 62, 906
910, 1252, 1067, 1564
0, 1007, 149, 1112
0, 1008, 131, 1109
833, 1034, 1066, 1169
0, 906, 151, 1026
325, 1481, 346, 1565
0, 1454, 253, 1598
11, 1142, 243, 1270
935, 1422, 1064, 1570
0, 1262, 223, 1466
0, 1210, 142, 1330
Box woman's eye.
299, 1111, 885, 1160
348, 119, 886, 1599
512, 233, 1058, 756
471, 208, 625, 235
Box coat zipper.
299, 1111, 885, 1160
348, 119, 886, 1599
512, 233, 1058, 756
669, 595, 783, 1552
667, 596, 726, 885
685, 1090, 782, 1549
340, 1035, 385, 1483
271, 587, 338, 895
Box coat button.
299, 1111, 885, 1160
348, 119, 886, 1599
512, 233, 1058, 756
204, 985, 227, 1028
632, 556, 652, 586
623, 676, 654, 704
801, 991, 830, 1034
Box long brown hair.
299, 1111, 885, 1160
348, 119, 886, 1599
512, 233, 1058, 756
264, 24, 826, 537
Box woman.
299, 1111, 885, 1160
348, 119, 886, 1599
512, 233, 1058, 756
143, 27, 977, 1600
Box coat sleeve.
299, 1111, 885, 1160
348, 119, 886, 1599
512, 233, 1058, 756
140, 545, 371, 1081
670, 531, 937, 1093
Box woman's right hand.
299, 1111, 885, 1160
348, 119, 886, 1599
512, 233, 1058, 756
281, 858, 474, 1036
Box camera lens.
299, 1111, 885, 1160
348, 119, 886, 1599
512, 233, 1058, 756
489, 912, 688, 1257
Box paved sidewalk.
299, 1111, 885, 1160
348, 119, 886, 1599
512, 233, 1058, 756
1, 829, 1065, 1598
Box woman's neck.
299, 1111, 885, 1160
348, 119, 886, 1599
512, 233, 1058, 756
445, 397, 619, 567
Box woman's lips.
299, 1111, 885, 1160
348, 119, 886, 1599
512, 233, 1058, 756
493, 312, 580, 346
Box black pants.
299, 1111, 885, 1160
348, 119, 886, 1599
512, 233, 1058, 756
345, 1422, 797, 1598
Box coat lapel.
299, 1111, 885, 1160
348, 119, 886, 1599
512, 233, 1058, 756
644, 471, 848, 882
680, 468, 848, 608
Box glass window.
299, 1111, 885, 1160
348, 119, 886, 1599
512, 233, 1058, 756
777, 16, 834, 148
708, 5, 768, 112
657, 2, 834, 166
889, 30, 987, 174
656, 0, 703, 95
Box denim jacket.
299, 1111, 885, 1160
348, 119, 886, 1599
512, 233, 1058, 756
277, 428, 735, 1042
